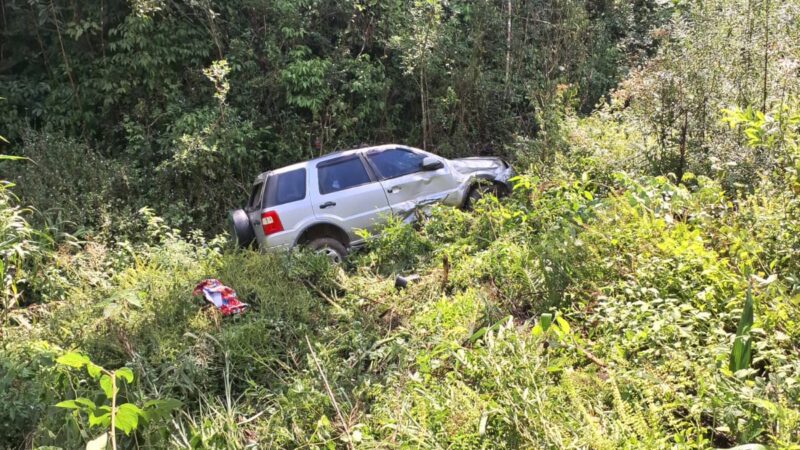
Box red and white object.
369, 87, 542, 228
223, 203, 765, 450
192, 279, 248, 316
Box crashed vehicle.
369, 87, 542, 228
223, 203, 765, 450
230, 144, 513, 262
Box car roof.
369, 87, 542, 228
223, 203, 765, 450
254, 143, 413, 182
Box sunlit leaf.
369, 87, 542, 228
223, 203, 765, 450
57, 352, 90, 369
99, 375, 115, 399
114, 403, 143, 435
55, 400, 80, 409
115, 367, 134, 384
86, 363, 103, 379
88, 411, 111, 428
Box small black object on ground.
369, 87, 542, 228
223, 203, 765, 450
395, 274, 420, 290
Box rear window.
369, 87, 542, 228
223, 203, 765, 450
318, 156, 371, 194
247, 181, 263, 209
263, 168, 306, 207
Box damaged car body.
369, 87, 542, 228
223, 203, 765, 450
230, 144, 513, 262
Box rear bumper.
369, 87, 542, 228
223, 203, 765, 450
257, 233, 293, 252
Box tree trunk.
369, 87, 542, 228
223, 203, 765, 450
761, 0, 770, 112
677, 111, 689, 183
504, 0, 512, 95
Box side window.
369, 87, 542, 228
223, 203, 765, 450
263, 168, 306, 207
318, 156, 372, 195
367, 148, 426, 180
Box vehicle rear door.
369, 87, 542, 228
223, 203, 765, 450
310, 154, 392, 241
254, 167, 315, 248
365, 147, 459, 217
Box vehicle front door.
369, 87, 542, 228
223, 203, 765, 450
365, 147, 459, 218
311, 154, 392, 242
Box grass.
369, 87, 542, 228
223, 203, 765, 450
1, 167, 800, 449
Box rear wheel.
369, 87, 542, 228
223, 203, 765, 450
307, 237, 347, 264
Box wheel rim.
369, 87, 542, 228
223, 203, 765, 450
316, 246, 342, 264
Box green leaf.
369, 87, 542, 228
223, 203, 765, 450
142, 398, 182, 420
55, 400, 81, 409
88, 411, 111, 428
115, 367, 134, 384
74, 398, 97, 410
468, 317, 509, 344
539, 313, 553, 332
735, 287, 754, 336
85, 433, 108, 450
57, 352, 90, 369
730, 335, 752, 372
99, 375, 115, 399
729, 286, 754, 372
555, 315, 570, 334
114, 403, 144, 435
86, 363, 102, 379
752, 398, 779, 415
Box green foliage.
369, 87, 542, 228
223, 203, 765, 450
0, 156, 41, 325
55, 351, 181, 448
356, 215, 433, 274
730, 286, 755, 373
0, 340, 61, 448
11, 131, 135, 236
1, 0, 667, 233
2, 1, 800, 448
594, 0, 800, 186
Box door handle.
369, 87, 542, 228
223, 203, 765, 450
319, 201, 336, 209
387, 186, 402, 194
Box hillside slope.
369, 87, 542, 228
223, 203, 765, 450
3, 130, 799, 447
2, 0, 800, 448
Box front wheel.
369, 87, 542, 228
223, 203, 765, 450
307, 237, 347, 264
464, 182, 502, 210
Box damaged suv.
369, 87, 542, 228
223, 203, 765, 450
230, 144, 513, 262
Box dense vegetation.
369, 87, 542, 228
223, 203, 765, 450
1, 0, 666, 233
1, 0, 799, 449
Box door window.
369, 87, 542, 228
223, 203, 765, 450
317, 156, 372, 195
366, 148, 426, 180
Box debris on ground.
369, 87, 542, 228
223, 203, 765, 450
192, 279, 248, 316
394, 274, 420, 290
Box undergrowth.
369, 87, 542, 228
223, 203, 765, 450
2, 106, 800, 449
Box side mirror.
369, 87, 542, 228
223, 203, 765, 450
421, 156, 444, 171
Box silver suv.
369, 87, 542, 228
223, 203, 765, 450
230, 144, 513, 262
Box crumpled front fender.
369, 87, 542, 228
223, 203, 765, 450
449, 157, 514, 188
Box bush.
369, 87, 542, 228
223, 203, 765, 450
12, 130, 135, 237
0, 340, 62, 449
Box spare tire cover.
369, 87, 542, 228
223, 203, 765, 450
229, 209, 255, 247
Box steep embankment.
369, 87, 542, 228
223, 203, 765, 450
3, 157, 799, 448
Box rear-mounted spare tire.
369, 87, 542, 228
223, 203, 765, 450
229, 209, 255, 248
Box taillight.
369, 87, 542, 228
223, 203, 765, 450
260, 211, 284, 236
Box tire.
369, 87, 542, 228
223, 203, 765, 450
307, 237, 347, 264
229, 209, 255, 248
464, 183, 498, 210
